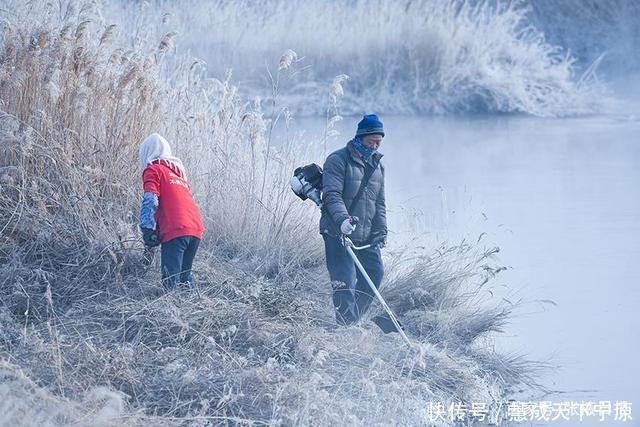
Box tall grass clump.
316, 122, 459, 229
158, 61, 323, 278
0, 2, 163, 310
105, 0, 605, 117
1, 1, 548, 425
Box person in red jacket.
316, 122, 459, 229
138, 133, 204, 289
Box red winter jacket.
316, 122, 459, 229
142, 160, 204, 243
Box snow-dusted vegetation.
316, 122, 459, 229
0, 1, 574, 425
105, 0, 607, 117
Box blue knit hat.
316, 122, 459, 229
355, 114, 384, 137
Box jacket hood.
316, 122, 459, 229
151, 159, 186, 178
138, 133, 186, 177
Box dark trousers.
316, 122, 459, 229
161, 236, 200, 289
323, 235, 384, 325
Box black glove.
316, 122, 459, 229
141, 227, 160, 247
370, 235, 387, 249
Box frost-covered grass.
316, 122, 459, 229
0, 1, 547, 425
105, 0, 605, 117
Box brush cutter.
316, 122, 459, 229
290, 163, 412, 347
341, 233, 413, 347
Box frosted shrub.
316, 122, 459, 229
105, 0, 605, 117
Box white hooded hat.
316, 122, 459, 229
138, 133, 186, 177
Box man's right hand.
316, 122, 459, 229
141, 227, 160, 247
340, 218, 357, 235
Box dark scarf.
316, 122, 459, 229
350, 136, 377, 162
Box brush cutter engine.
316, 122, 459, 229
290, 163, 323, 207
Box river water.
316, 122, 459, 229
289, 112, 640, 425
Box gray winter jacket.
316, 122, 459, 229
319, 142, 387, 245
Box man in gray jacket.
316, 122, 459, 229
320, 114, 387, 326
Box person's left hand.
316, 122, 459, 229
141, 227, 160, 247
371, 235, 387, 249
